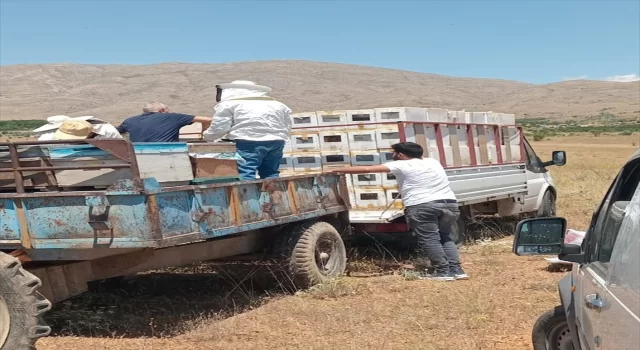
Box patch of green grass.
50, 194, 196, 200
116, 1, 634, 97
533, 132, 546, 141
0, 120, 46, 132
401, 269, 421, 281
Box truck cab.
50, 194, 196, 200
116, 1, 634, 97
521, 137, 559, 217
512, 148, 640, 350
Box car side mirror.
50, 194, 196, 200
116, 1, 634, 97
513, 217, 586, 263
513, 217, 567, 256
552, 151, 566, 166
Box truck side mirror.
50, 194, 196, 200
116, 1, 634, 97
552, 151, 566, 166
513, 217, 567, 256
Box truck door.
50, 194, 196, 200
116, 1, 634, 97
575, 157, 640, 349
521, 138, 548, 213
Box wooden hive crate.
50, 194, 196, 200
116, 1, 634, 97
188, 143, 239, 180
179, 122, 203, 141
48, 143, 194, 188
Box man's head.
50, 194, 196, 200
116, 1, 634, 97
53, 119, 96, 140
143, 102, 169, 113
215, 80, 272, 102
391, 142, 424, 160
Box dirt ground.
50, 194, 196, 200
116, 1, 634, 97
35, 134, 639, 350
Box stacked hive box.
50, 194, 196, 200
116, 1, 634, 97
284, 107, 520, 210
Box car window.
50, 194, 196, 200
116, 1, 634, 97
609, 184, 640, 293
522, 138, 543, 171
587, 158, 640, 277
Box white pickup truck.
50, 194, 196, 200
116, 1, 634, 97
282, 107, 566, 244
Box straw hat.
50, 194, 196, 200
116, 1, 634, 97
53, 119, 94, 140
32, 115, 94, 133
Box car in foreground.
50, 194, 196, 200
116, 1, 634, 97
512, 148, 640, 350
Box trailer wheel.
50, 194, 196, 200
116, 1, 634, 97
537, 190, 556, 218
0, 253, 52, 350
279, 221, 347, 289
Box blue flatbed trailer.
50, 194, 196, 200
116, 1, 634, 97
0, 139, 350, 349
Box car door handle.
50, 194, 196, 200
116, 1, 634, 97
584, 294, 605, 311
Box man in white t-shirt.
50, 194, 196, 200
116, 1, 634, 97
329, 142, 467, 281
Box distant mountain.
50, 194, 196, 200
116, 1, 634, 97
1, 60, 638, 123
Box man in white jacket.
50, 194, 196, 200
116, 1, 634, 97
203, 81, 292, 180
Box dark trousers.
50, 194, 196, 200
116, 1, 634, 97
405, 201, 461, 273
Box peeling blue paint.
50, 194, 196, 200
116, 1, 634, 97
0, 199, 20, 241
0, 174, 349, 251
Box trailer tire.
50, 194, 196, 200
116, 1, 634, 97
279, 221, 347, 289
0, 253, 52, 350
537, 190, 556, 218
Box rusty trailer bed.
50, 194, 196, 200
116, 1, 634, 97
0, 140, 350, 253
0, 174, 349, 251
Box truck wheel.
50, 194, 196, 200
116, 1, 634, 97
532, 305, 575, 350
450, 213, 467, 247
0, 253, 52, 350
280, 221, 347, 289
537, 190, 556, 217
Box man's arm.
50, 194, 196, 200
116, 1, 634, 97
327, 165, 391, 174
193, 116, 212, 130
283, 106, 293, 134
203, 104, 234, 142
116, 120, 128, 134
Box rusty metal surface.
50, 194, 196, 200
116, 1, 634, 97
0, 139, 141, 192
7, 143, 25, 193
85, 139, 133, 162
0, 164, 134, 172
84, 139, 141, 179
0, 145, 49, 158
0, 174, 349, 255
14, 198, 32, 249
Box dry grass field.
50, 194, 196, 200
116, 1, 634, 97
32, 134, 638, 350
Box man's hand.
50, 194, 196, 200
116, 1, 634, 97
193, 116, 212, 131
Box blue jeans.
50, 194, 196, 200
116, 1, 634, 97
405, 200, 461, 273
235, 140, 285, 181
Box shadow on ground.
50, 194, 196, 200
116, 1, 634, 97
45, 235, 421, 339
45, 217, 520, 339
46, 260, 298, 338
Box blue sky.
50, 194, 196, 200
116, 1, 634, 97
1, 0, 638, 84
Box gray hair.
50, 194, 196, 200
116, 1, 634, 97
143, 102, 168, 113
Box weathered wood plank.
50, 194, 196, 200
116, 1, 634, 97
413, 123, 430, 157
188, 143, 236, 154
477, 126, 489, 164
448, 125, 462, 166
179, 122, 203, 141
501, 126, 513, 162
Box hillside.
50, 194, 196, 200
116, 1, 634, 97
1, 61, 639, 123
